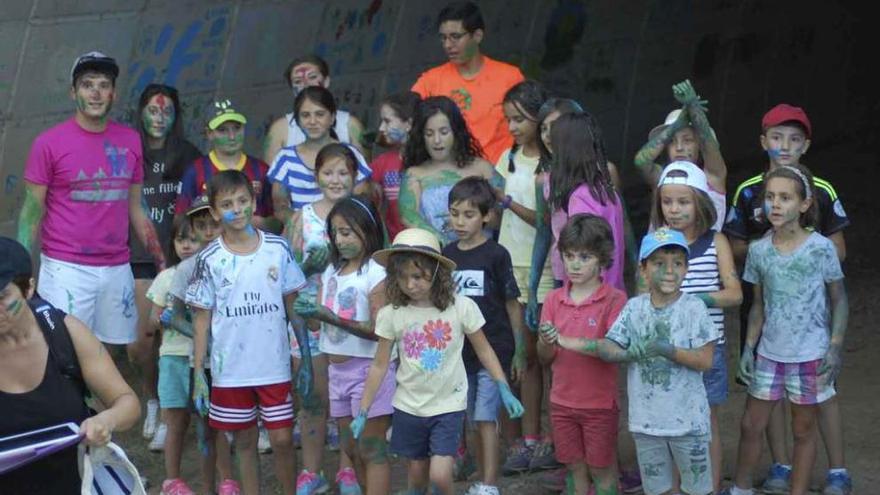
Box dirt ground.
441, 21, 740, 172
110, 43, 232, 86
112, 143, 879, 494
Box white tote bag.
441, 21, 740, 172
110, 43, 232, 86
78, 442, 146, 495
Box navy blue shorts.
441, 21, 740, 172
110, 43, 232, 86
390, 408, 465, 459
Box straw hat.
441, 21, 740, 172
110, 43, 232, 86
372, 228, 456, 270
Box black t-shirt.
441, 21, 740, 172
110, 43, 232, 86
723, 172, 849, 240
129, 140, 202, 265
442, 239, 521, 375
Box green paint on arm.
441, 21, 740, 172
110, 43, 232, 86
17, 188, 44, 253
633, 110, 687, 170
398, 171, 442, 237
687, 100, 719, 149
528, 181, 551, 299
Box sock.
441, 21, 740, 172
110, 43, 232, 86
730, 486, 754, 495
829, 468, 848, 476
776, 463, 792, 471
523, 435, 540, 446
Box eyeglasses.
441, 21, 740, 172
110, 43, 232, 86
439, 31, 469, 43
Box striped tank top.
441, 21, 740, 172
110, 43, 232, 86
681, 230, 725, 343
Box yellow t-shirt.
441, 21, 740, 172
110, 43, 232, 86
375, 294, 485, 417
496, 148, 555, 303
146, 266, 193, 357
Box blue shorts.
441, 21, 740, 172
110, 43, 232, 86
703, 342, 728, 406
390, 408, 465, 459
158, 355, 190, 409
466, 369, 500, 425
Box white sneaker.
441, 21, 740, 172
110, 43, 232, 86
257, 426, 272, 454
142, 399, 159, 439
466, 483, 500, 495
149, 423, 167, 452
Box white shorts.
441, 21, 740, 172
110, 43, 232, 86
38, 254, 138, 344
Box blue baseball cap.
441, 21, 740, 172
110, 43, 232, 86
639, 228, 689, 261
0, 237, 32, 290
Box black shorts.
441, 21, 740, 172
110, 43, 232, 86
131, 262, 158, 280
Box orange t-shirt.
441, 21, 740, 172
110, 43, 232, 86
412, 56, 524, 163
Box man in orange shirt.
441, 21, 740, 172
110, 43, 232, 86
412, 1, 524, 163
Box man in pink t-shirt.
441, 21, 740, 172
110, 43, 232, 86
17, 51, 165, 345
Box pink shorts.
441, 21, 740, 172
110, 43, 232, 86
209, 382, 294, 431
329, 357, 396, 419
749, 354, 835, 405
550, 402, 618, 467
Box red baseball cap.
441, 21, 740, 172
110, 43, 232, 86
762, 104, 812, 138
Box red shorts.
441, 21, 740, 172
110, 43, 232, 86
208, 382, 294, 431
550, 403, 618, 467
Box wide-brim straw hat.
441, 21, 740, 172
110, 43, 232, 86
372, 228, 456, 270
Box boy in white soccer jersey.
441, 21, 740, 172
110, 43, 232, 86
187, 169, 313, 495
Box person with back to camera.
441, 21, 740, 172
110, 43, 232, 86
129, 83, 202, 452
0, 237, 141, 494
412, 1, 525, 163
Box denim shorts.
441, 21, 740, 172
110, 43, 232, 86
158, 355, 191, 409
633, 432, 712, 495
703, 342, 728, 406
466, 368, 501, 425
390, 408, 465, 459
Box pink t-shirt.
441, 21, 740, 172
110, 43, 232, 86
24, 118, 144, 265
540, 282, 626, 409
546, 181, 626, 291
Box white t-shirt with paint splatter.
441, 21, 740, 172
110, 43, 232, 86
186, 232, 306, 387
606, 293, 720, 437
319, 259, 386, 358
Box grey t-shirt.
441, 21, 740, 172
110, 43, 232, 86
606, 293, 720, 436
743, 232, 843, 363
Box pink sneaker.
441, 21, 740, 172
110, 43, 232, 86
160, 478, 194, 495
335, 467, 362, 495
217, 478, 242, 495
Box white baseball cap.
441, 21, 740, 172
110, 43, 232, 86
657, 161, 710, 195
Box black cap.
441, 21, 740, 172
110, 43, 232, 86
0, 237, 32, 290
71, 51, 119, 85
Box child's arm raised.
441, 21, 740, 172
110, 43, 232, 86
819, 279, 848, 384
467, 329, 524, 418
674, 79, 727, 193
351, 337, 394, 438
295, 281, 386, 341
633, 107, 688, 186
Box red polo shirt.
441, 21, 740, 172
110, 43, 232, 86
540, 282, 627, 410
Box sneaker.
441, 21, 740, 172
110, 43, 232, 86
528, 440, 562, 471
453, 450, 477, 482
465, 483, 500, 495
326, 418, 340, 451
148, 423, 167, 452
760, 463, 792, 495
823, 471, 853, 495
258, 426, 272, 454
335, 467, 362, 495
293, 418, 302, 449
619, 468, 643, 494
502, 440, 535, 475
296, 470, 330, 495
160, 478, 194, 495
538, 468, 568, 492
143, 399, 159, 439
217, 478, 242, 495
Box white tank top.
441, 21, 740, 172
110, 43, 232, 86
285, 109, 351, 146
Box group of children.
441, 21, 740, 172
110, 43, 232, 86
139, 70, 851, 495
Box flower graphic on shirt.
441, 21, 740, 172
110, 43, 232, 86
403, 330, 427, 359
450, 88, 472, 111
423, 319, 452, 349
419, 347, 442, 372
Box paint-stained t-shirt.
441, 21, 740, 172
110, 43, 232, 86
186, 232, 306, 387
412, 56, 524, 163
743, 232, 843, 363
606, 293, 720, 436
24, 118, 144, 265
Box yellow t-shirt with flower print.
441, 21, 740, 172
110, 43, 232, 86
375, 294, 485, 417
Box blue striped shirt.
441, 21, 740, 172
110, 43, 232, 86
267, 143, 371, 210
681, 230, 725, 344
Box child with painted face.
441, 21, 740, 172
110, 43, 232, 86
292, 196, 393, 495
267, 86, 372, 223
722, 104, 851, 495
398, 96, 503, 246
285, 143, 360, 493
634, 79, 728, 231
534, 214, 628, 495
547, 228, 719, 495
186, 170, 310, 495
161, 196, 238, 495
174, 100, 276, 233
369, 91, 421, 240
352, 228, 523, 495
723, 165, 848, 495
648, 161, 743, 493
438, 177, 526, 495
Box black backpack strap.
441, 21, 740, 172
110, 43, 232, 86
28, 298, 88, 398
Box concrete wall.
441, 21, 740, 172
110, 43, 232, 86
1, 0, 874, 234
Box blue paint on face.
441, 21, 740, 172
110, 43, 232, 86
222, 211, 235, 223
767, 148, 782, 159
